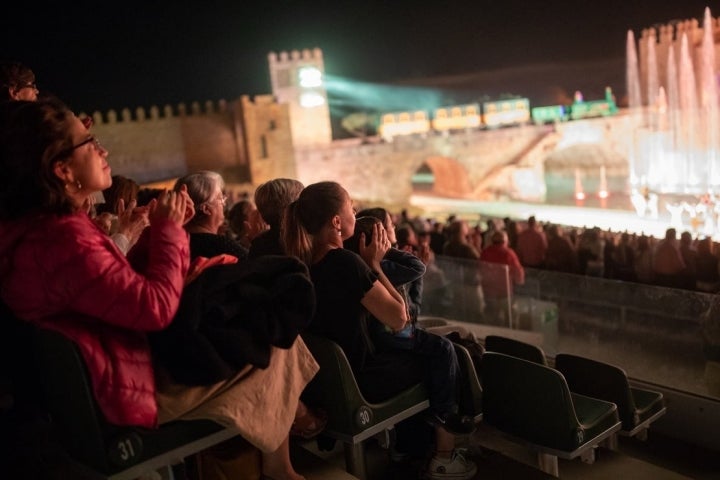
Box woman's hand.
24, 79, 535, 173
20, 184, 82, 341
359, 223, 391, 270
148, 189, 190, 227
116, 199, 149, 242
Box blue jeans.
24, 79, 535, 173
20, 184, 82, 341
371, 323, 459, 416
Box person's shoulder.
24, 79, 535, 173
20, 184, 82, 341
329, 247, 364, 263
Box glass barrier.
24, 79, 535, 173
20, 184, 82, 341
421, 255, 720, 400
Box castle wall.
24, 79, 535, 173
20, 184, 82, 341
238, 95, 297, 184
84, 96, 292, 186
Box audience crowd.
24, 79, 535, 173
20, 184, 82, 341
3, 59, 719, 480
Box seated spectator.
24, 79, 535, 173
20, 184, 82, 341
357, 207, 424, 320
345, 215, 476, 441
634, 235, 655, 284
174, 171, 326, 441
516, 215, 547, 268
0, 99, 316, 480
417, 230, 452, 313
0, 61, 38, 101
283, 181, 477, 480
95, 174, 148, 254
578, 227, 604, 277
653, 228, 686, 288
679, 231, 698, 290
611, 232, 637, 282
480, 231, 525, 326
696, 237, 720, 293
226, 199, 266, 249
545, 224, 579, 274
249, 178, 304, 258
174, 171, 248, 261
442, 219, 484, 321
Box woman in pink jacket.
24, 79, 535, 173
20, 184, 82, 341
0, 99, 315, 480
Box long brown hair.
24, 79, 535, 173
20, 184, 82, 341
282, 181, 347, 265
0, 99, 77, 220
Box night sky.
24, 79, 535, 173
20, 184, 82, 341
1, 1, 715, 115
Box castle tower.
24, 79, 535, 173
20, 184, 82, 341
268, 48, 332, 148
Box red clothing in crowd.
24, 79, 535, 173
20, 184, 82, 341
516, 227, 548, 267
480, 243, 525, 298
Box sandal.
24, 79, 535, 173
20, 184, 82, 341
290, 407, 328, 439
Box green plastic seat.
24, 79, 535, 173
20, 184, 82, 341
300, 332, 429, 480
554, 353, 666, 440
482, 351, 621, 477
451, 341, 483, 420
484, 334, 548, 365
33, 327, 238, 480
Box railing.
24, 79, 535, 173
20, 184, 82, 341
422, 255, 720, 401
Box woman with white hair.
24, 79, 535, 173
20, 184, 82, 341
174, 171, 248, 260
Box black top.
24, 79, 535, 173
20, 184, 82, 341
309, 247, 425, 403
308, 248, 376, 370
248, 228, 283, 259
189, 232, 248, 261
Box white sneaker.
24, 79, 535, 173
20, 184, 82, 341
424, 449, 477, 479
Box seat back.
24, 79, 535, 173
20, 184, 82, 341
34, 327, 113, 472
482, 352, 583, 451
452, 341, 483, 418
301, 332, 429, 442
484, 335, 547, 365
554, 353, 636, 429
33, 326, 235, 480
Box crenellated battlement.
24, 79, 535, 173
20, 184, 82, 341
268, 47, 323, 66
81, 99, 230, 125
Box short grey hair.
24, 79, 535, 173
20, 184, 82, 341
174, 171, 224, 226
174, 171, 224, 205
254, 178, 304, 227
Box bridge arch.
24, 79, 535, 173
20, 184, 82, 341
416, 156, 472, 198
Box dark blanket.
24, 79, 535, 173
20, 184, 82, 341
150, 255, 315, 386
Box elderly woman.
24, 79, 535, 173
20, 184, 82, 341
0, 100, 317, 480
174, 171, 248, 261
174, 171, 326, 441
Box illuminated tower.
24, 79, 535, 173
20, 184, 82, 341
268, 48, 332, 148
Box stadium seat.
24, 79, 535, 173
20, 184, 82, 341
300, 332, 430, 480
33, 326, 238, 480
484, 334, 548, 365
481, 352, 621, 477
554, 353, 666, 443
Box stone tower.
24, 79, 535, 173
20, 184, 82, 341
268, 48, 332, 148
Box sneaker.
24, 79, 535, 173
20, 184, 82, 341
427, 412, 476, 435
424, 449, 477, 479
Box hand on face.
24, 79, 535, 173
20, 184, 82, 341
359, 222, 391, 270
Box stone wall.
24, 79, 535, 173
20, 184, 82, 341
85, 96, 295, 187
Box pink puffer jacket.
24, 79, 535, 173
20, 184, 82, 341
0, 211, 189, 428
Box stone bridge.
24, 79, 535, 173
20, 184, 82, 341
294, 111, 636, 206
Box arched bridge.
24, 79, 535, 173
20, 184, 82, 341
294, 112, 635, 206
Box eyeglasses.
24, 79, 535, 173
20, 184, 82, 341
216, 194, 228, 206
52, 135, 104, 162
69, 135, 103, 153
